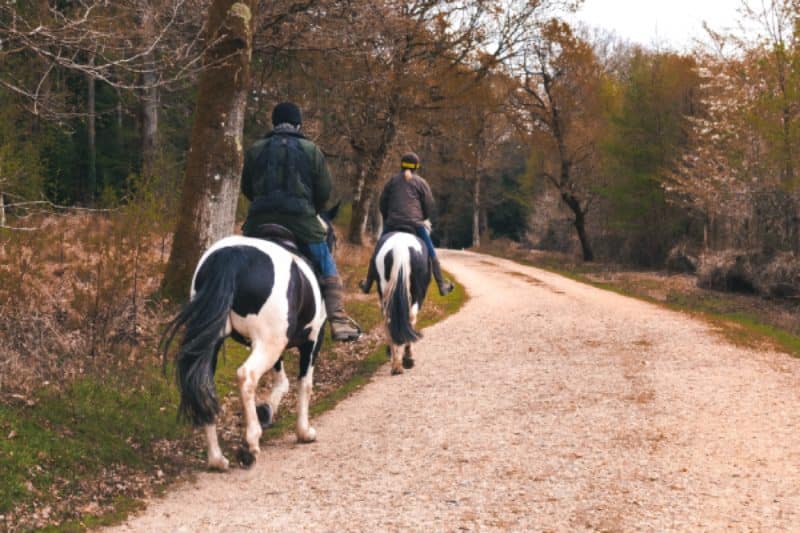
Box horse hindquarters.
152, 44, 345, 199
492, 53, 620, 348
161, 247, 250, 470
378, 240, 423, 375
163, 248, 250, 428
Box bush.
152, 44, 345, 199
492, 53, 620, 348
696, 250, 758, 293
0, 193, 171, 396
665, 244, 699, 274
756, 252, 800, 299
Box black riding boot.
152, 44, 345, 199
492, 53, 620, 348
431, 257, 454, 296
320, 275, 362, 341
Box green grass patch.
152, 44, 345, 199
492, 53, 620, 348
43, 497, 146, 532
0, 370, 186, 516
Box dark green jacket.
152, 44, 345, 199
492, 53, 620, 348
241, 127, 332, 243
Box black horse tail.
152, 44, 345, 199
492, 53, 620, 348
384, 256, 421, 346
161, 247, 246, 426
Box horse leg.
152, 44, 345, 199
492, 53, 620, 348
390, 342, 404, 375
204, 338, 228, 470
402, 344, 415, 369
258, 358, 289, 428
205, 424, 228, 470
236, 340, 280, 466
402, 303, 419, 370
295, 331, 323, 442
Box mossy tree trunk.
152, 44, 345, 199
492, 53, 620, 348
162, 0, 255, 298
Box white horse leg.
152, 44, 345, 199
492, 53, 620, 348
267, 359, 290, 418
205, 424, 229, 470
390, 342, 404, 375
296, 365, 317, 442
295, 335, 321, 442
236, 341, 279, 463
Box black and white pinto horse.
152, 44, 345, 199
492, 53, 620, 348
370, 231, 432, 375
162, 206, 339, 470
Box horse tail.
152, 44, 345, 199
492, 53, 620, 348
161, 247, 246, 426
383, 247, 421, 345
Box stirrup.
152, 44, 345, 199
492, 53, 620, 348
438, 280, 454, 296
330, 315, 362, 341
358, 279, 371, 294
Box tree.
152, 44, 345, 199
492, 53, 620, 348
666, 1, 800, 251
162, 0, 255, 297
516, 20, 607, 260
601, 50, 700, 265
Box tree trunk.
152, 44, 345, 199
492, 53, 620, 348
347, 145, 392, 245
162, 0, 255, 298
140, 6, 159, 181
346, 50, 404, 245
561, 192, 594, 261
573, 209, 594, 261
472, 175, 481, 248
87, 58, 96, 205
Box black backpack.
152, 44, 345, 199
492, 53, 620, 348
250, 134, 315, 216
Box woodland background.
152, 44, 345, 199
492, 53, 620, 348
0, 0, 799, 527
1, 0, 799, 382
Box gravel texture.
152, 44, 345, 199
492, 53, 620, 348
109, 250, 800, 531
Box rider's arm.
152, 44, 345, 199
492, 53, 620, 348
379, 179, 390, 219
241, 149, 255, 202
419, 177, 435, 221
311, 146, 332, 212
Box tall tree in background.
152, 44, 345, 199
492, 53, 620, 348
667, 1, 799, 251
162, 0, 255, 296
738, 0, 799, 185
516, 20, 606, 260
601, 50, 700, 265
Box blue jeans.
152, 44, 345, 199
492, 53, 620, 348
302, 241, 338, 277
382, 226, 436, 259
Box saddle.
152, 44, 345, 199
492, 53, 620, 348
246, 223, 321, 277
247, 223, 301, 253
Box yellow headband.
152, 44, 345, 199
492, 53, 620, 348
401, 162, 419, 169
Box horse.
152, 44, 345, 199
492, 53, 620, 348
368, 231, 432, 375
161, 204, 340, 470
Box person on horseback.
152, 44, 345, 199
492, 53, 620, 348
359, 152, 454, 296
240, 101, 361, 342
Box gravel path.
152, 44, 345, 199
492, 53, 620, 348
111, 249, 800, 531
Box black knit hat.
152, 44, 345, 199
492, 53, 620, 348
271, 101, 302, 126
400, 152, 420, 170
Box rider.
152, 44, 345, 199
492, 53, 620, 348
359, 152, 454, 296
240, 101, 361, 342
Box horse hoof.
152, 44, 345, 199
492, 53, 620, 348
402, 357, 414, 370
256, 403, 273, 429
236, 447, 258, 468
391, 367, 404, 376
297, 427, 317, 443
208, 456, 229, 471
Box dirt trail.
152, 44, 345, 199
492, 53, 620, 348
110, 250, 800, 531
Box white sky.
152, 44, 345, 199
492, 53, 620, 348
572, 0, 745, 51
